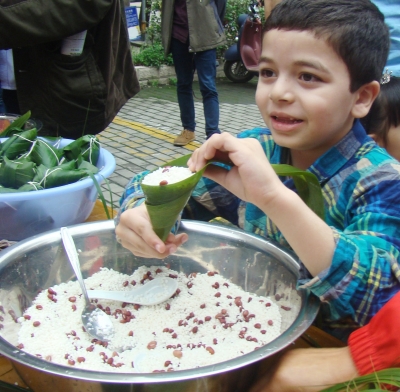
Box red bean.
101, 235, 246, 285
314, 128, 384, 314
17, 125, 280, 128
147, 341, 157, 350
206, 347, 215, 355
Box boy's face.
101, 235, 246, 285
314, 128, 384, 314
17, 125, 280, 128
256, 29, 360, 166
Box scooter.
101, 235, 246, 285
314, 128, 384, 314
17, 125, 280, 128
223, 2, 261, 83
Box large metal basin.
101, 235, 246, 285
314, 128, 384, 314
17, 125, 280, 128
0, 220, 319, 392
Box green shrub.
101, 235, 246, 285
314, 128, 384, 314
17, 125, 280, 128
132, 1, 173, 67
149, 79, 159, 87
132, 43, 173, 67
168, 77, 177, 86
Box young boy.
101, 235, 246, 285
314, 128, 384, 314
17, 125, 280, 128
247, 72, 400, 392
116, 0, 400, 340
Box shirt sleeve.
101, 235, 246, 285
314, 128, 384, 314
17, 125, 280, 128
348, 291, 400, 375
114, 170, 148, 226
299, 164, 400, 326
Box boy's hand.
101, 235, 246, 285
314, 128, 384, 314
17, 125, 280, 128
188, 133, 285, 209
115, 203, 188, 258
249, 347, 358, 392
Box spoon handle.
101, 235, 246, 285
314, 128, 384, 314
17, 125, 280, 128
60, 227, 90, 305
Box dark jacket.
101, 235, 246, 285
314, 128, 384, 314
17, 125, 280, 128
0, 0, 140, 138
161, 0, 227, 56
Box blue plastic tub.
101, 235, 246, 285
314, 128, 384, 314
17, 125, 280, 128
0, 138, 116, 241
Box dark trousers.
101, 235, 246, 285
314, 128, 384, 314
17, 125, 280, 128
0, 89, 5, 113
170, 38, 220, 138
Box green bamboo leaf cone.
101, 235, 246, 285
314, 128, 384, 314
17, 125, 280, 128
141, 153, 325, 242
141, 154, 209, 242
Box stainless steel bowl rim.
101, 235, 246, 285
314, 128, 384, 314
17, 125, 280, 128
0, 220, 319, 383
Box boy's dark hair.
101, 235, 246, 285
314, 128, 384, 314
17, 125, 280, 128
264, 0, 390, 92
362, 76, 400, 144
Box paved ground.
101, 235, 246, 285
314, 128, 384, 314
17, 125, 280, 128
98, 77, 263, 209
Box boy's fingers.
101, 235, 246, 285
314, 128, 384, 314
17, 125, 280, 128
190, 133, 236, 171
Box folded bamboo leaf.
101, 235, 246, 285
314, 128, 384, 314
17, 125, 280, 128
141, 154, 208, 205
0, 157, 36, 189
45, 168, 90, 189
0, 129, 37, 161
33, 166, 90, 189
58, 160, 77, 170
272, 164, 325, 220
141, 154, 209, 241
146, 193, 192, 241
32, 164, 47, 184
78, 160, 99, 174
18, 182, 44, 192
27, 139, 63, 167
62, 135, 100, 165
0, 185, 20, 193
0, 111, 31, 137
142, 153, 325, 241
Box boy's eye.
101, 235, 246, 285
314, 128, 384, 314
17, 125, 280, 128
259, 68, 276, 78
300, 73, 320, 82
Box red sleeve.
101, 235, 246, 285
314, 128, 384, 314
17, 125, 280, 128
348, 291, 400, 375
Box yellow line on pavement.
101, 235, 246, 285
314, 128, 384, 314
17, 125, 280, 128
113, 116, 200, 151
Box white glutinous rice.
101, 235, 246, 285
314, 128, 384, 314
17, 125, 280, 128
142, 166, 194, 186
16, 267, 286, 373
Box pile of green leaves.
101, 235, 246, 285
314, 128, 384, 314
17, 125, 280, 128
322, 367, 400, 391
0, 112, 100, 193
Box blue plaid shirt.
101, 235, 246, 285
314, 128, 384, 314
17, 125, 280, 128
119, 120, 400, 337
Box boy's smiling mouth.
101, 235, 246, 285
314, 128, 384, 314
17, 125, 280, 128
272, 115, 302, 124
270, 113, 303, 132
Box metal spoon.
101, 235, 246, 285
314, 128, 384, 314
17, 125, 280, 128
87, 277, 178, 305
60, 227, 115, 342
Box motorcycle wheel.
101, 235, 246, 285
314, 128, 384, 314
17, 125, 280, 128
223, 60, 255, 83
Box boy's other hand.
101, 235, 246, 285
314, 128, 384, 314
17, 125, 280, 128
115, 203, 188, 258
188, 133, 285, 209
249, 347, 358, 392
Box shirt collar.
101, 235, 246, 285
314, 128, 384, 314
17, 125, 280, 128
308, 120, 369, 183
271, 120, 370, 183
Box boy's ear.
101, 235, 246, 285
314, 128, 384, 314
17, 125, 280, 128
351, 81, 380, 119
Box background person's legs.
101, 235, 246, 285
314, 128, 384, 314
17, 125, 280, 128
0, 88, 5, 113
171, 38, 196, 133
195, 48, 221, 139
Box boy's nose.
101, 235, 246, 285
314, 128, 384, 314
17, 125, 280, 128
268, 77, 294, 103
